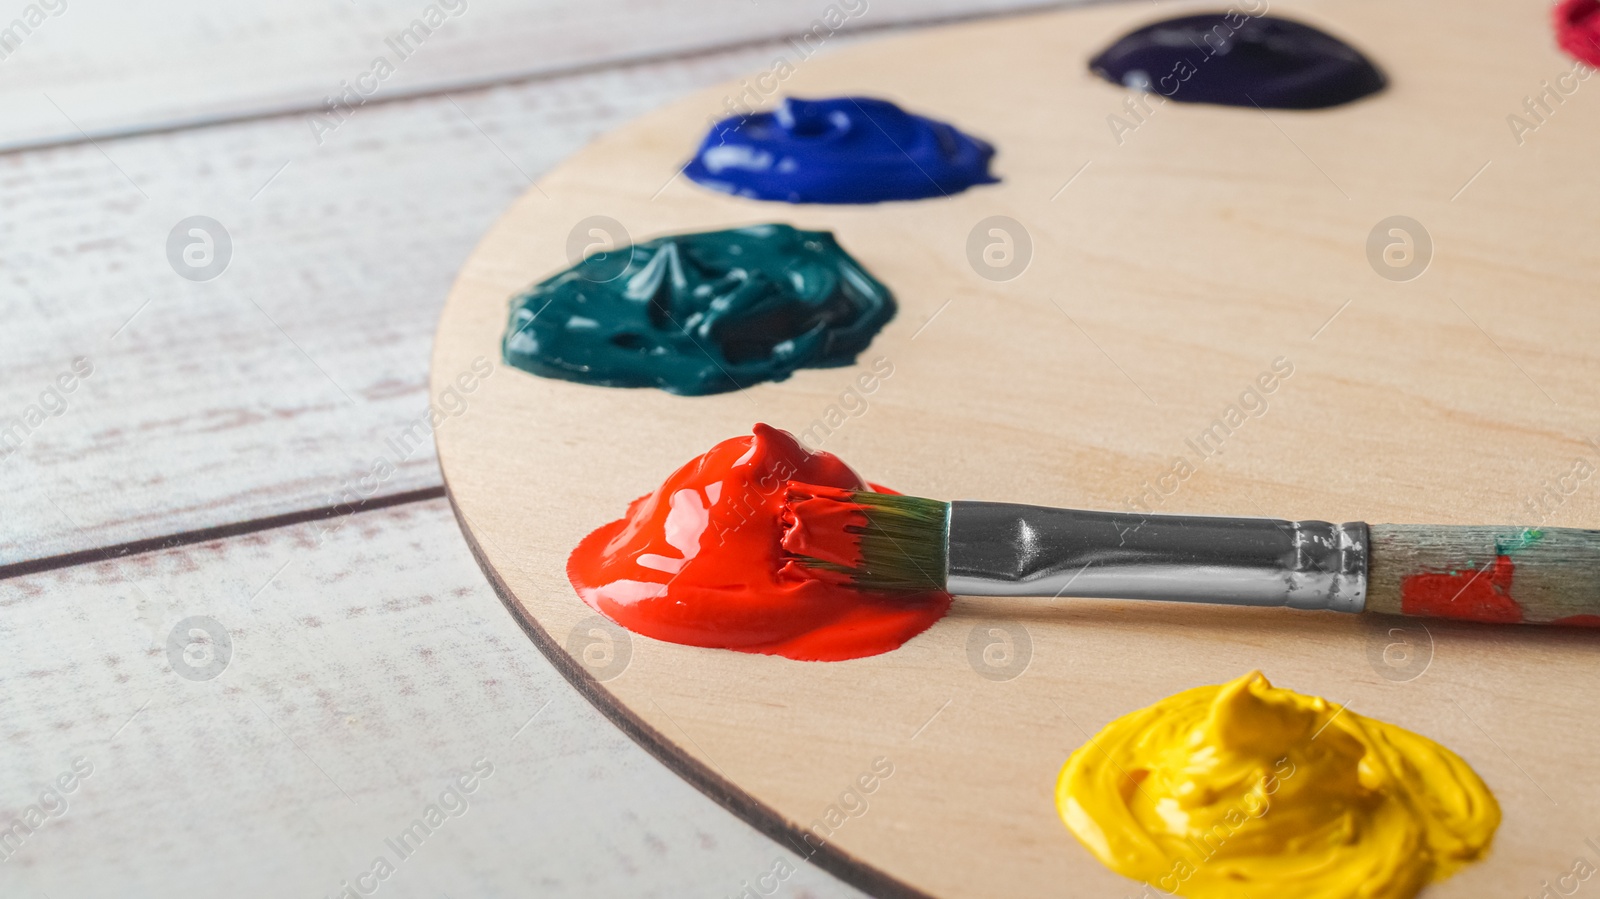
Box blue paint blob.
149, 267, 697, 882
503, 225, 895, 396
1090, 14, 1385, 109
683, 97, 997, 204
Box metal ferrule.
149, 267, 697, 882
944, 502, 1368, 612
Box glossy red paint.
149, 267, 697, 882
567, 425, 951, 661
1556, 0, 1600, 66
1400, 555, 1524, 624
777, 482, 870, 582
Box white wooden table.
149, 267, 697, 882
0, 2, 1072, 896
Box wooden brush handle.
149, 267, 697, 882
1366, 524, 1600, 626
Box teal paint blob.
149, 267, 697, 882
502, 224, 895, 396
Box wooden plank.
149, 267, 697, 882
0, 40, 804, 567
0, 497, 864, 898
433, 1, 1600, 897
0, 0, 1065, 152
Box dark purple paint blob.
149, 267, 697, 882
1090, 13, 1386, 109
683, 97, 997, 204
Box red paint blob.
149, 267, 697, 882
1400, 555, 1524, 624
567, 425, 951, 661
1556, 0, 1600, 66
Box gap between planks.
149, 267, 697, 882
0, 3, 1066, 157
0, 485, 446, 582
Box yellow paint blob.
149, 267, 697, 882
1056, 672, 1499, 899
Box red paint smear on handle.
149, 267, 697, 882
1553, 614, 1600, 627
1556, 0, 1600, 66
1400, 555, 1524, 624
567, 425, 950, 661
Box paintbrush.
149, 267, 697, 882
779, 483, 1600, 625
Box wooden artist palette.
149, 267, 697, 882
431, 0, 1600, 895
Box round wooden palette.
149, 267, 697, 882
431, 1, 1600, 895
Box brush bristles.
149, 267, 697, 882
781, 483, 949, 594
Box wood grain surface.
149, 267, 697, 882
0, 0, 1061, 152
0, 498, 865, 899
433, 1, 1600, 896
0, 40, 811, 568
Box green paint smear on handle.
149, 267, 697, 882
502, 224, 896, 396
1496, 528, 1544, 555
